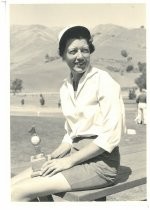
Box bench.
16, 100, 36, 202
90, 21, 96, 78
41, 142, 146, 201
12, 140, 146, 201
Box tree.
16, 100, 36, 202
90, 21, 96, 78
121, 49, 128, 58
120, 50, 134, 75
137, 62, 146, 73
135, 72, 146, 90
126, 65, 134, 72
120, 50, 128, 75
127, 56, 132, 62
135, 62, 146, 90
10, 78, 23, 95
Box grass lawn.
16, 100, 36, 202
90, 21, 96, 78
11, 115, 65, 175
11, 102, 146, 176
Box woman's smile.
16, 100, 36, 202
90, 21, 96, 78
74, 61, 86, 70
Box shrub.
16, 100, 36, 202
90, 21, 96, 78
135, 72, 146, 90
121, 49, 128, 58
126, 65, 134, 72
10, 78, 23, 95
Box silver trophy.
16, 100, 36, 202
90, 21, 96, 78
29, 126, 47, 177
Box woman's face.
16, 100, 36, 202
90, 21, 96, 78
63, 38, 90, 74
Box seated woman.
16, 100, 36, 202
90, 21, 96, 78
11, 25, 126, 201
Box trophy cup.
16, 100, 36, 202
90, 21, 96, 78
29, 126, 47, 177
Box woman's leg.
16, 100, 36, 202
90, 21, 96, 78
142, 104, 147, 124
11, 167, 32, 185
137, 104, 142, 124
11, 172, 71, 202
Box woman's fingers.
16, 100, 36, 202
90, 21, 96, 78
48, 169, 60, 177
41, 160, 55, 176
40, 158, 70, 177
47, 154, 52, 160
41, 160, 54, 170
41, 161, 48, 169
41, 165, 54, 176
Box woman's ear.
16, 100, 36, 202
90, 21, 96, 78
57, 49, 61, 57
62, 54, 66, 61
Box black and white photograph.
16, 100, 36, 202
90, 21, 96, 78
0, 0, 149, 208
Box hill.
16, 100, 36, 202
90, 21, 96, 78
10, 24, 146, 92
10, 24, 58, 72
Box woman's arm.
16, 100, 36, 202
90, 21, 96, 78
50, 142, 72, 159
70, 142, 104, 165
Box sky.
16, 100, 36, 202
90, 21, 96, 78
9, 3, 146, 29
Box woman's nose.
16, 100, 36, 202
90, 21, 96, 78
76, 50, 83, 59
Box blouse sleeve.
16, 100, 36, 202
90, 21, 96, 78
62, 121, 73, 145
93, 73, 126, 153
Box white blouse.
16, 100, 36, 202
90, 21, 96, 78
60, 67, 126, 153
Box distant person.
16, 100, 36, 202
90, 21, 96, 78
21, 98, 25, 105
39, 94, 45, 106
135, 88, 147, 125
11, 25, 126, 201
58, 98, 61, 108
128, 88, 136, 100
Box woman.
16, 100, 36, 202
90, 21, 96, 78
11, 25, 126, 201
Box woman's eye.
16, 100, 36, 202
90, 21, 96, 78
82, 48, 90, 53
68, 49, 77, 54
68, 48, 89, 55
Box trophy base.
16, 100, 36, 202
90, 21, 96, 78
31, 153, 47, 177
31, 170, 42, 178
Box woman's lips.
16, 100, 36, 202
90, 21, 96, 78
75, 62, 85, 67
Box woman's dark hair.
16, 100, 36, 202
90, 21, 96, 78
58, 26, 95, 57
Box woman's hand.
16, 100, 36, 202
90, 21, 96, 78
41, 157, 73, 177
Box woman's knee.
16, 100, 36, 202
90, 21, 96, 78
11, 184, 34, 202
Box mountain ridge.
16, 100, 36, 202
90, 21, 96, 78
10, 24, 146, 92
